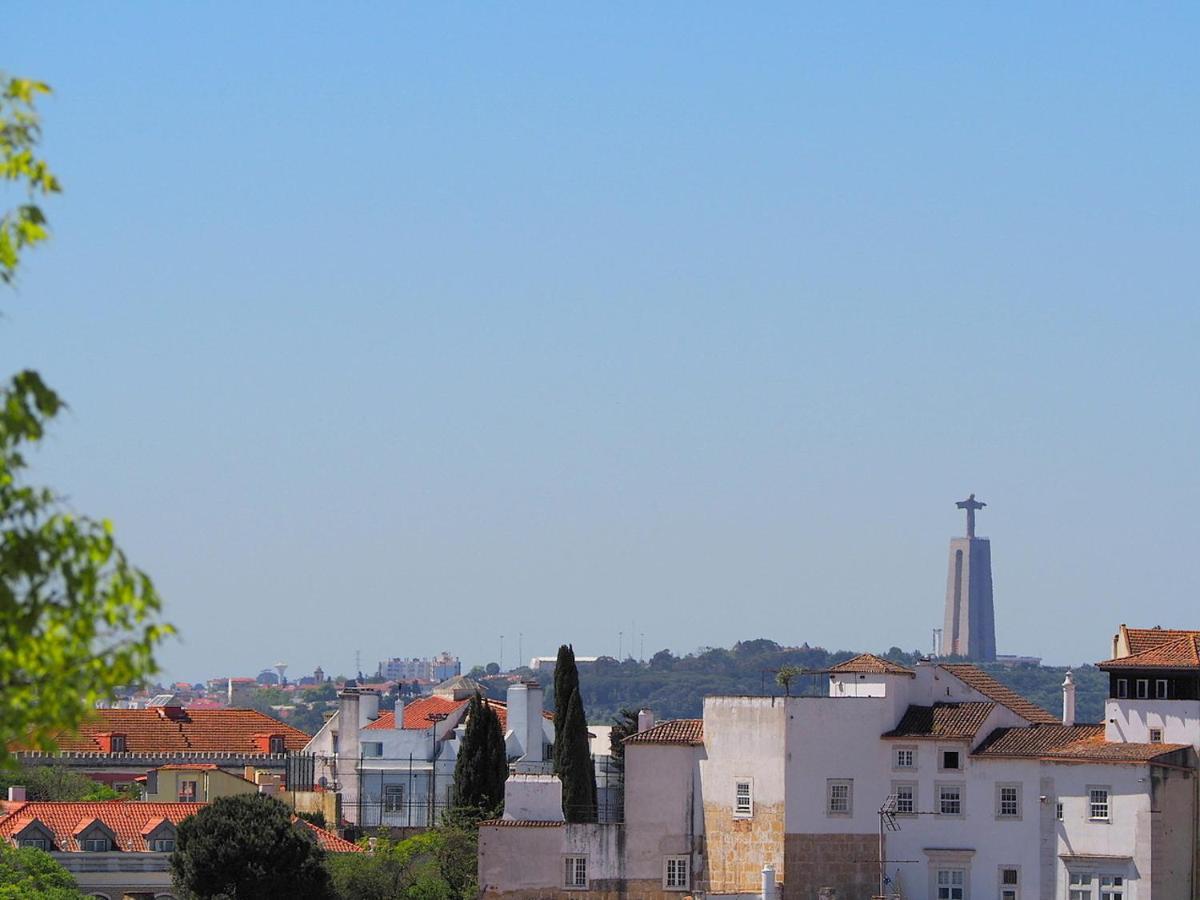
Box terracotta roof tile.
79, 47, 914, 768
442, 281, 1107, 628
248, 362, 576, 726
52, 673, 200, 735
46, 709, 310, 754
479, 819, 565, 827
1100, 634, 1200, 670
1124, 627, 1200, 656
883, 702, 995, 740
0, 801, 363, 853
364, 696, 552, 732
973, 725, 1190, 763
826, 653, 915, 676
939, 664, 1060, 724
624, 719, 704, 745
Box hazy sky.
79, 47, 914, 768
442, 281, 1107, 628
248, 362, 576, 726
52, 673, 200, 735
4, 4, 1197, 683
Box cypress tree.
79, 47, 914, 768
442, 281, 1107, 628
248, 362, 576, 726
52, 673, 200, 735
558, 688, 597, 823
552, 643, 579, 772
453, 692, 509, 816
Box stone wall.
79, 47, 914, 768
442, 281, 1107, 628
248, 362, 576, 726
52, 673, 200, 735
701, 801, 785, 894
481, 880, 683, 900
783, 833, 881, 900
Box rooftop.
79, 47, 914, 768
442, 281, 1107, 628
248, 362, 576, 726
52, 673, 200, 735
973, 724, 1190, 764
1100, 633, 1200, 670
826, 653, 915, 676
43, 709, 311, 754
624, 719, 704, 746
883, 702, 995, 740
939, 663, 1060, 724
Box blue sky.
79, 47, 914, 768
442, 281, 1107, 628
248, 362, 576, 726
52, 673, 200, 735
3, 4, 1198, 682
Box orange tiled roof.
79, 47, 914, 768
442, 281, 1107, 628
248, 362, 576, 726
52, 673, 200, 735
478, 819, 565, 827
939, 664, 1060, 724
624, 719, 704, 746
364, 696, 551, 732
47, 709, 310, 754
1124, 627, 1200, 656
827, 653, 915, 676
0, 801, 363, 853
883, 702, 995, 740
1100, 634, 1200, 670
973, 724, 1190, 763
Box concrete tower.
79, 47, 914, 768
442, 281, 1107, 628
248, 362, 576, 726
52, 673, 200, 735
941, 494, 996, 661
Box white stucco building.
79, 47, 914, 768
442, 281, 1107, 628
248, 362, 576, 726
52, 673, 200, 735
479, 628, 1200, 900
305, 676, 554, 827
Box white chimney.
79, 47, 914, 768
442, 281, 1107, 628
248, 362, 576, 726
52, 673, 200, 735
8, 786, 26, 802
1062, 670, 1076, 727
761, 863, 777, 900
506, 681, 545, 763
637, 708, 655, 733
358, 691, 380, 728
392, 696, 405, 730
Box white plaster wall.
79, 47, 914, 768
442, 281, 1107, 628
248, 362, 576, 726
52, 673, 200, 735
624, 743, 705, 883
1105, 699, 1200, 747
478, 824, 566, 892
700, 697, 788, 812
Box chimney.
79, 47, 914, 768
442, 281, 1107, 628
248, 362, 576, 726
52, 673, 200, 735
337, 688, 362, 760
638, 708, 655, 733
506, 681, 545, 763
358, 691, 380, 728
1062, 670, 1076, 727
392, 695, 406, 731
7, 786, 26, 802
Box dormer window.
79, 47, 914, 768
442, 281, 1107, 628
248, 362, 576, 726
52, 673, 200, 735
1116, 679, 1128, 699
19, 837, 46, 849
111, 734, 126, 752
269, 735, 286, 754
1136, 679, 1149, 699
1156, 679, 1168, 699
82, 837, 110, 852
73, 818, 118, 852
14, 820, 54, 851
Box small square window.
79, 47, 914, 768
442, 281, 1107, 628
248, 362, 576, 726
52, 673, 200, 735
1101, 874, 1125, 899
19, 838, 46, 850
564, 856, 587, 889
82, 837, 110, 852
937, 783, 963, 816
152, 838, 175, 852
1070, 872, 1094, 900
734, 779, 753, 817
1116, 679, 1128, 699
1089, 787, 1111, 821
1136, 679, 1149, 699
996, 784, 1020, 818
936, 867, 965, 899
269, 735, 286, 754
664, 855, 690, 890
1000, 865, 1019, 900
892, 782, 916, 816
1150, 728, 1163, 743
894, 747, 915, 769
384, 784, 406, 813
826, 779, 852, 815
1156, 679, 1168, 699
941, 750, 960, 771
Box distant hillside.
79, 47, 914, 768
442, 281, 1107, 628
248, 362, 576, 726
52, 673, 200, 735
479, 640, 1107, 728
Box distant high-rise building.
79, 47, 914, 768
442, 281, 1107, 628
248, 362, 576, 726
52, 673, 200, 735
941, 493, 997, 661
378, 652, 461, 682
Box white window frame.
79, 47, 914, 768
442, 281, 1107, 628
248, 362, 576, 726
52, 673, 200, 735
151, 837, 175, 852
563, 855, 588, 889
935, 866, 966, 899
1088, 786, 1111, 822
383, 783, 406, 813
894, 746, 916, 770
18, 838, 47, 850
1100, 873, 1125, 899
940, 748, 962, 771
999, 864, 1019, 900
1069, 871, 1094, 900
1136, 679, 1149, 699
663, 855, 690, 890
1149, 727, 1163, 743
1155, 679, 1168, 699
1056, 800, 1064, 821
826, 778, 853, 816
995, 783, 1021, 820
1116, 679, 1128, 699
937, 782, 964, 817
81, 837, 110, 852
892, 780, 917, 817
361, 742, 383, 758
734, 778, 753, 818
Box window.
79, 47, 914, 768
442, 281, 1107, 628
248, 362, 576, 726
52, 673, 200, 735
1089, 787, 1110, 821
384, 784, 406, 813
1116, 679, 1128, 699
19, 838, 46, 849
564, 856, 587, 889
826, 779, 852, 815
1150, 728, 1163, 743
734, 779, 753, 817
178, 780, 198, 803
152, 838, 176, 852
936, 867, 965, 899
892, 782, 916, 816
269, 735, 286, 754
1069, 872, 1093, 900
82, 837, 110, 851
894, 747, 915, 769
1100, 874, 1124, 899
110, 734, 126, 752
938, 783, 963, 816
664, 855, 690, 890
941, 750, 961, 771
996, 784, 1020, 819
1155, 679, 1168, 699
1056, 801, 1064, 821
1000, 865, 1019, 900
1136, 679, 1149, 699
361, 742, 383, 758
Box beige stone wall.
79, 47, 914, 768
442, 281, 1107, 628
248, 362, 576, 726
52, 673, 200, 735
700, 801, 784, 894
783, 833, 880, 900
480, 879, 681, 900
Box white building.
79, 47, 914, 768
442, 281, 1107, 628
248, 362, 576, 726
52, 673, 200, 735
378, 652, 461, 682
480, 633, 1199, 899
305, 676, 553, 827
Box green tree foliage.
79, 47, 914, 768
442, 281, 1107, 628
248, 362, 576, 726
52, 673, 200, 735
0, 764, 130, 801
0, 75, 170, 762
170, 794, 332, 900
607, 708, 640, 775
0, 843, 84, 900
326, 828, 477, 900
551, 643, 579, 764
557, 688, 597, 823
451, 693, 507, 816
